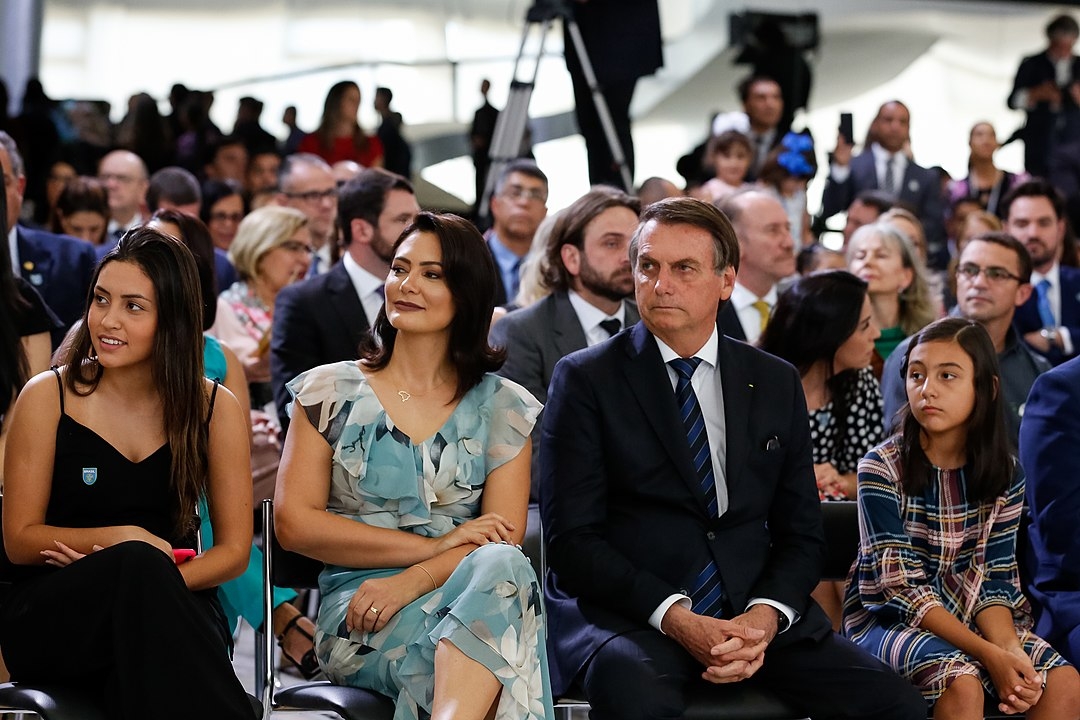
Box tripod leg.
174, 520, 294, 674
565, 19, 633, 191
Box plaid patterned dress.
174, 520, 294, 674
841, 437, 1068, 700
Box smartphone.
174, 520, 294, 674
839, 112, 854, 145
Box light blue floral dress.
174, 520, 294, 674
287, 362, 553, 720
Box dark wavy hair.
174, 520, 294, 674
62, 227, 208, 537
314, 81, 373, 157
896, 317, 1011, 502
759, 271, 869, 456
359, 212, 504, 400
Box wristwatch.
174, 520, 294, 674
1040, 327, 1060, 347
774, 607, 790, 633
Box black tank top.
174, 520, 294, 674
45, 369, 214, 549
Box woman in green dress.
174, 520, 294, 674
275, 212, 553, 720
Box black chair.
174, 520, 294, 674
257, 499, 394, 720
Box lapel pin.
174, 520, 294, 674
22, 260, 34, 271
908, 179, 920, 193
748, 383, 754, 388
29, 273, 43, 286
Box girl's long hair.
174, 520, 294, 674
63, 227, 208, 537
896, 317, 1011, 502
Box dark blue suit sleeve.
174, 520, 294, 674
271, 284, 319, 432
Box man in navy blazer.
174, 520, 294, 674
1004, 179, 1080, 365
270, 168, 418, 431
540, 198, 924, 719
1020, 355, 1080, 666
2, 132, 96, 349
820, 101, 946, 267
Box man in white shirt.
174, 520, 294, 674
716, 190, 796, 343
490, 186, 641, 499
1005, 178, 1080, 365
271, 168, 419, 430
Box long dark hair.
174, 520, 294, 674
359, 212, 505, 400
315, 81, 371, 156
62, 227, 208, 536
150, 208, 218, 329
897, 317, 1011, 502
759, 271, 869, 454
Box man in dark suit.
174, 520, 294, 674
1020, 355, 1080, 666
2, 131, 96, 349
485, 160, 548, 306
1003, 178, 1080, 365
490, 186, 641, 499
540, 197, 925, 719
271, 168, 418, 430
820, 100, 946, 268
1009, 14, 1080, 178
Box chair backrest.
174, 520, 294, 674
263, 499, 323, 590
820, 501, 859, 580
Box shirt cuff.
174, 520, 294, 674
1059, 326, 1073, 355
650, 594, 691, 634
830, 163, 851, 184
746, 598, 798, 634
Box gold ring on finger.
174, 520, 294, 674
368, 606, 380, 615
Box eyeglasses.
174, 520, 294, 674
209, 211, 244, 224
498, 184, 547, 203
956, 263, 1022, 283
283, 188, 337, 203
279, 241, 314, 254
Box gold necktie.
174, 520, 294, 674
751, 300, 770, 334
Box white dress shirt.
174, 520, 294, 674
342, 252, 386, 325
646, 327, 796, 633
567, 290, 627, 347
870, 142, 908, 195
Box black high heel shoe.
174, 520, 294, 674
277, 613, 321, 680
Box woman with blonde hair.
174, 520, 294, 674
847, 221, 936, 362
210, 205, 311, 408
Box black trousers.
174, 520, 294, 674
568, 67, 637, 191
580, 627, 927, 720
0, 541, 254, 719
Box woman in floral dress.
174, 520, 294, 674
275, 211, 553, 720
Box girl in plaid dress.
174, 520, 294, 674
843, 318, 1080, 718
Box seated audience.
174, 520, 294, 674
883, 232, 1047, 440
98, 149, 149, 243
210, 206, 311, 409
880, 207, 946, 316
759, 270, 884, 628
275, 212, 553, 718
1020, 355, 1080, 667
274, 153, 338, 276
485, 160, 550, 306
843, 189, 895, 247
540, 197, 925, 720
699, 130, 754, 203
49, 176, 109, 245
847, 222, 935, 362
636, 176, 681, 208
0, 228, 256, 718
797, 243, 847, 276
843, 318, 1080, 718
146, 166, 201, 217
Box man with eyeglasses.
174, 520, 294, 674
486, 160, 549, 306
276, 153, 338, 277
881, 231, 1049, 440
1004, 178, 1080, 365
98, 149, 149, 243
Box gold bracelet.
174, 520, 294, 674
412, 563, 437, 591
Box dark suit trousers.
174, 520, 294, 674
569, 67, 636, 191
581, 628, 926, 720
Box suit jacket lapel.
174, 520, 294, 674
326, 263, 370, 338
622, 323, 711, 514
551, 291, 589, 357
16, 229, 52, 289
716, 334, 751, 499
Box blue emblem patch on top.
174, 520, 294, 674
82, 468, 98, 486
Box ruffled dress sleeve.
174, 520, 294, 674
852, 439, 945, 627
480, 376, 542, 477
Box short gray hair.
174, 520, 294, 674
278, 153, 332, 192
0, 131, 25, 178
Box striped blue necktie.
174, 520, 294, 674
668, 357, 725, 617
1036, 278, 1056, 329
